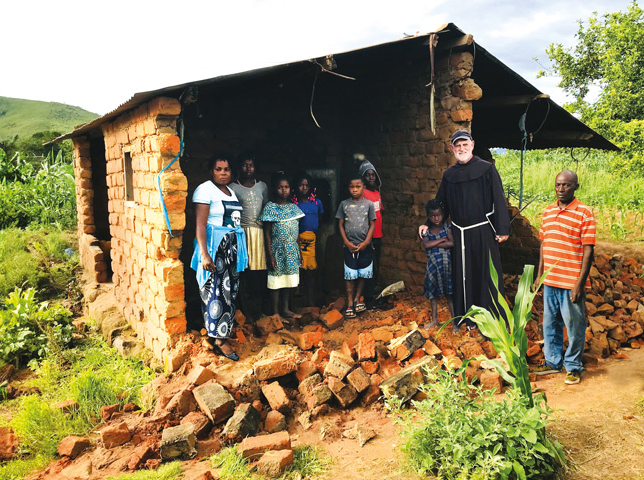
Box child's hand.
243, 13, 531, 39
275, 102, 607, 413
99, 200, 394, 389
269, 255, 277, 271
355, 242, 368, 252
344, 241, 358, 251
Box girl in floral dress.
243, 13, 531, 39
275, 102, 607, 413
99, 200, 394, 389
260, 174, 304, 320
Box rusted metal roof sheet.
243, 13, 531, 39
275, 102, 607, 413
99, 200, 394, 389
51, 23, 618, 151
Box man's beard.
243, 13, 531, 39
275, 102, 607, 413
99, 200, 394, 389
454, 151, 473, 163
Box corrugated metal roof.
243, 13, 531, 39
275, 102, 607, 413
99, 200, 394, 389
51, 23, 618, 151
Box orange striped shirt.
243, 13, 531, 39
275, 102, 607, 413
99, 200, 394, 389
539, 198, 596, 290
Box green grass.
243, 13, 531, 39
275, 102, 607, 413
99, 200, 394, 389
496, 149, 644, 241
0, 455, 50, 480
105, 462, 184, 480
0, 336, 155, 472
0, 96, 98, 142
0, 228, 79, 302
211, 445, 331, 480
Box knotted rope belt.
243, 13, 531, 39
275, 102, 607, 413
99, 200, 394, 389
451, 207, 496, 312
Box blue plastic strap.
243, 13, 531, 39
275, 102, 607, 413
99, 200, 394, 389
156, 139, 184, 237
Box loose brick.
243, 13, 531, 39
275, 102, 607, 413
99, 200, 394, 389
297, 331, 323, 350
222, 403, 261, 441
371, 327, 394, 342
257, 315, 284, 335
388, 330, 425, 361
55, 399, 79, 414
160, 424, 196, 460
296, 361, 317, 382
166, 388, 197, 416
298, 373, 322, 396
261, 382, 290, 412
380, 356, 437, 402
254, 354, 298, 381
357, 332, 376, 360
180, 412, 212, 439
101, 403, 120, 421
423, 339, 442, 356
257, 449, 294, 477
0, 427, 17, 460
192, 381, 235, 424
127, 444, 155, 471
479, 370, 503, 392
197, 438, 222, 457
264, 410, 286, 433
327, 377, 358, 408
187, 365, 217, 386
101, 422, 131, 449
361, 360, 379, 374
346, 367, 370, 393
306, 384, 333, 409
324, 351, 354, 380
322, 309, 344, 329
238, 431, 291, 459
361, 385, 381, 405
57, 436, 90, 459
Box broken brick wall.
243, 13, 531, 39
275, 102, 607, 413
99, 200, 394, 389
74, 97, 189, 361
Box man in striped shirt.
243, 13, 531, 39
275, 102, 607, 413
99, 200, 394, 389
532, 170, 595, 385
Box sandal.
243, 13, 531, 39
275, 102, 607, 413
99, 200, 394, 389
211, 341, 240, 361
345, 307, 356, 318
355, 302, 366, 313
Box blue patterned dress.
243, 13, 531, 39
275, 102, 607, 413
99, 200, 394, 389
259, 202, 304, 289
423, 223, 453, 299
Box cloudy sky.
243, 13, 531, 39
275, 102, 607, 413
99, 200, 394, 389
2, 0, 633, 115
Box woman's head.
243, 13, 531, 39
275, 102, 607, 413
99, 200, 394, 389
236, 153, 257, 180
208, 155, 232, 186
425, 199, 445, 226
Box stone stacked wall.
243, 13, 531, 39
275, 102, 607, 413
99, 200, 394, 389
74, 97, 189, 360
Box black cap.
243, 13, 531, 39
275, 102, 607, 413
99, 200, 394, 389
451, 130, 473, 145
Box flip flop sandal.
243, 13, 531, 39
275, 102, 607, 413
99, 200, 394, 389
345, 307, 356, 318
355, 302, 366, 313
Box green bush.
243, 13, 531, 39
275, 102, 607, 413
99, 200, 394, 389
0, 288, 73, 368
389, 366, 565, 480
0, 228, 79, 301
0, 152, 76, 229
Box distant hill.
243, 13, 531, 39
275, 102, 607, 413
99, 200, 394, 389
0, 96, 99, 141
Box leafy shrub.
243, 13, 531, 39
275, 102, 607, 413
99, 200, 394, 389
0, 152, 76, 229
389, 366, 566, 480
0, 228, 79, 301
0, 289, 73, 368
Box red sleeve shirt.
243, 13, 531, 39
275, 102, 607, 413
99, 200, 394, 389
363, 189, 383, 238
539, 198, 596, 289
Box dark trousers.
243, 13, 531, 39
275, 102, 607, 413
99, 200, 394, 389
363, 237, 382, 300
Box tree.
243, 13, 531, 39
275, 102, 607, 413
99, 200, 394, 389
539, 1, 644, 173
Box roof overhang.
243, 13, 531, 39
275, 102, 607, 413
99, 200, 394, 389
51, 23, 618, 152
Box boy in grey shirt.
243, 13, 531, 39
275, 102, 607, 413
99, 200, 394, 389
336, 175, 376, 318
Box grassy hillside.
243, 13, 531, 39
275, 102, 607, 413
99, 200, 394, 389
0, 96, 99, 141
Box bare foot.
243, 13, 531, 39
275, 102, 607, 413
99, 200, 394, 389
283, 309, 302, 319
424, 319, 439, 329
216, 339, 235, 355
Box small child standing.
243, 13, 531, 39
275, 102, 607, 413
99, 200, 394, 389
421, 199, 455, 328
358, 158, 383, 304
293, 173, 324, 307
259, 173, 304, 320
336, 175, 376, 318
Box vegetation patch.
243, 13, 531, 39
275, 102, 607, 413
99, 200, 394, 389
105, 461, 184, 480
388, 367, 565, 480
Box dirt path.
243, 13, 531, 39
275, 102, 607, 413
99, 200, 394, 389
290, 349, 644, 480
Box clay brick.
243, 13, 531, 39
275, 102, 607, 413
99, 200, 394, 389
296, 361, 317, 382
257, 449, 294, 477
180, 412, 212, 439
238, 431, 291, 459
101, 403, 120, 421
372, 327, 394, 342
322, 309, 344, 329
148, 97, 181, 116
357, 332, 376, 360
127, 444, 155, 471
222, 403, 261, 441
306, 384, 333, 409
264, 410, 286, 433
297, 331, 323, 350
327, 377, 358, 408
192, 381, 235, 424
160, 424, 196, 460
57, 436, 90, 459
361, 385, 381, 405
100, 421, 131, 448
298, 373, 322, 396
254, 354, 298, 381
346, 367, 370, 393
187, 365, 217, 386
166, 388, 197, 416
341, 341, 355, 358
261, 382, 290, 413
450, 109, 473, 122
423, 339, 442, 356
256, 315, 284, 335
362, 360, 379, 374
479, 370, 503, 392
196, 438, 222, 457
324, 351, 354, 380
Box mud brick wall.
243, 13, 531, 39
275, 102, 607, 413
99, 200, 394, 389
500, 206, 541, 274
369, 51, 478, 293
73, 137, 109, 283
100, 97, 187, 360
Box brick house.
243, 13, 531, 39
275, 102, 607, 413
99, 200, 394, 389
56, 24, 616, 361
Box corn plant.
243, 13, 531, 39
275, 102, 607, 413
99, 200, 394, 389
461, 257, 547, 408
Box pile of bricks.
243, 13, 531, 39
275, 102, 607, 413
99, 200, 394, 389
521, 254, 644, 364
